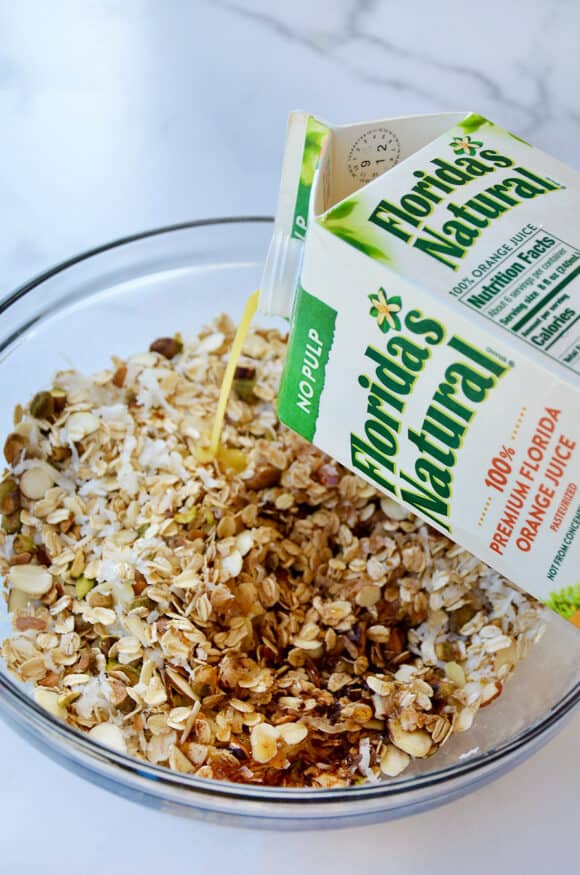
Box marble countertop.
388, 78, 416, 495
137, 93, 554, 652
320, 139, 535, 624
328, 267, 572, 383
0, 1, 578, 872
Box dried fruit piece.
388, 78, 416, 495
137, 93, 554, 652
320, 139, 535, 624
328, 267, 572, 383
149, 336, 183, 359
244, 466, 280, 490
112, 364, 127, 388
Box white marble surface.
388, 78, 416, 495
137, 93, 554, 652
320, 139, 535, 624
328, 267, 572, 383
0, 1, 578, 871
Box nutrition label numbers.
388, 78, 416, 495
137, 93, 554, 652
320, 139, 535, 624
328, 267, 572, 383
347, 128, 401, 184
457, 230, 580, 374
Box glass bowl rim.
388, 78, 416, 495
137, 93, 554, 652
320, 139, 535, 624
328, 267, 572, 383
0, 215, 578, 807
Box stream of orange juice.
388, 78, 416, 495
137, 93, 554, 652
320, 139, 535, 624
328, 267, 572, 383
200, 289, 260, 463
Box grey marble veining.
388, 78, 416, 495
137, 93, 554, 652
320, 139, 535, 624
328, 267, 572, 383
0, 0, 579, 294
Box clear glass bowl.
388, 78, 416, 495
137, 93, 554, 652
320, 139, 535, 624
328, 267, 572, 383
0, 218, 578, 829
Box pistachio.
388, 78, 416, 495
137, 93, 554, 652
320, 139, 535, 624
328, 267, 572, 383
3, 432, 28, 464
232, 365, 257, 402
75, 576, 95, 599
20, 466, 54, 500
380, 743, 410, 777
106, 661, 141, 685
8, 564, 53, 596
0, 477, 20, 515
13, 534, 36, 555
388, 719, 432, 758
2, 511, 21, 534
174, 507, 197, 525
30, 391, 55, 421
149, 336, 183, 359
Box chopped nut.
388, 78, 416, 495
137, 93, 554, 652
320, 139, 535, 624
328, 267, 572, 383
89, 722, 127, 753
278, 722, 308, 745
380, 744, 410, 777
445, 661, 466, 687
66, 411, 100, 442
30, 391, 56, 421
20, 467, 55, 500
0, 477, 20, 516
3, 432, 28, 465
8, 564, 52, 596
149, 336, 183, 359
34, 688, 66, 719
250, 723, 279, 763
75, 576, 95, 599
389, 720, 432, 758
0, 315, 544, 790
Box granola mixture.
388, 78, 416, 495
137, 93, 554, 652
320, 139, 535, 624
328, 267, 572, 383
0, 316, 545, 786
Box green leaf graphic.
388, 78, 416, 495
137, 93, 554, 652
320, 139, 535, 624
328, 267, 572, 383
300, 118, 328, 187
329, 226, 390, 262
507, 130, 531, 147
545, 583, 580, 620
457, 113, 490, 134
324, 198, 358, 221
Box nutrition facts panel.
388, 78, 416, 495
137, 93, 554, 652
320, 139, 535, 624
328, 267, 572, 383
457, 230, 580, 375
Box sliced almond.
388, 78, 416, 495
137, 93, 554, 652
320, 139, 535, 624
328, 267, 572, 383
250, 722, 279, 763
34, 688, 66, 720
445, 661, 466, 688
389, 720, 432, 758
66, 411, 100, 442
380, 743, 410, 777
89, 722, 127, 753
8, 564, 52, 596
20, 467, 55, 500
278, 722, 308, 745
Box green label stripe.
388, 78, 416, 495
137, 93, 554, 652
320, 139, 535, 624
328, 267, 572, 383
291, 116, 328, 240
277, 286, 336, 441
